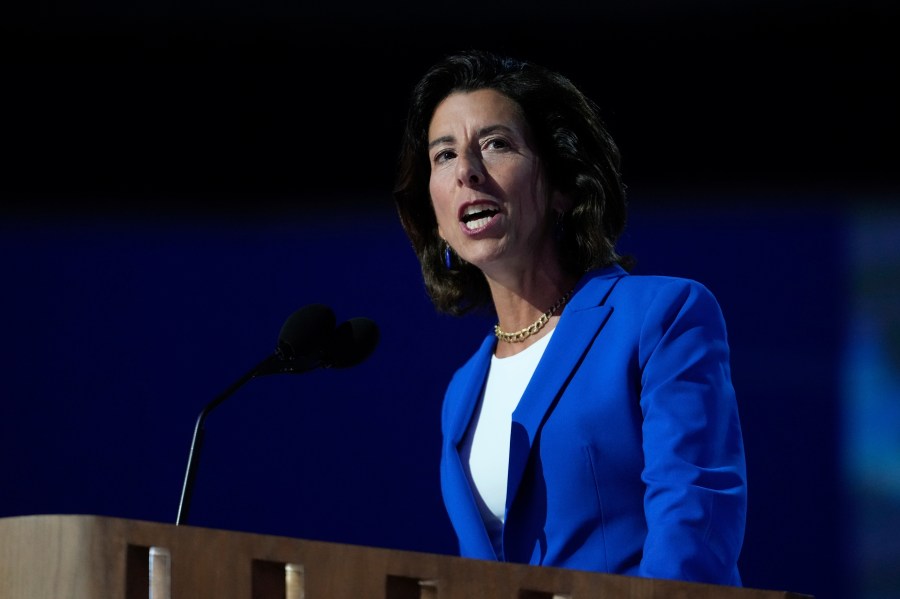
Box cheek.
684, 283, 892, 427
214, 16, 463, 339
428, 176, 439, 206
428, 177, 451, 237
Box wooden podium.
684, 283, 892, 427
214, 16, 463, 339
0, 515, 809, 599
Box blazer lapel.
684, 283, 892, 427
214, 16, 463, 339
444, 334, 495, 445
441, 335, 498, 559
505, 267, 624, 511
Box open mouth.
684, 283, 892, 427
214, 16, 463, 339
460, 205, 500, 231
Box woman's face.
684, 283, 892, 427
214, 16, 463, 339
427, 88, 565, 280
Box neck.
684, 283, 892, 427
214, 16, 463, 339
486, 268, 579, 358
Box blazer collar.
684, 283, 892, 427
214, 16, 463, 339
568, 264, 627, 310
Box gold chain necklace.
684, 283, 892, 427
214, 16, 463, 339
494, 287, 576, 344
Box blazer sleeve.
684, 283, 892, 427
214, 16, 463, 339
636, 279, 747, 585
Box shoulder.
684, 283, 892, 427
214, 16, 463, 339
571, 268, 730, 364
620, 273, 724, 323
574, 266, 724, 318
615, 275, 731, 373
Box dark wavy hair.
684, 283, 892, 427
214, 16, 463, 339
394, 51, 628, 315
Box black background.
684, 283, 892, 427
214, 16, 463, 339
4, 0, 898, 212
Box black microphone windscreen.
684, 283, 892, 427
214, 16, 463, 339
277, 304, 336, 360
325, 317, 379, 368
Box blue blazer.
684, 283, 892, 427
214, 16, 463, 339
440, 265, 746, 586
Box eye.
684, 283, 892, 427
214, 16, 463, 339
483, 137, 510, 151
433, 148, 456, 164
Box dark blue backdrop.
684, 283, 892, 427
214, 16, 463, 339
0, 196, 846, 598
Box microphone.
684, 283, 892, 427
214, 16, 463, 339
175, 305, 378, 525
324, 317, 380, 368
259, 310, 379, 374
255, 304, 337, 375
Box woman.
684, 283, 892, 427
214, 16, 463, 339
394, 51, 746, 586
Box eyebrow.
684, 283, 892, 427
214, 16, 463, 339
427, 124, 515, 150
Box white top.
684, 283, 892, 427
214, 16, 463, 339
459, 328, 555, 556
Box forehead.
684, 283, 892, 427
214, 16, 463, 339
428, 89, 526, 139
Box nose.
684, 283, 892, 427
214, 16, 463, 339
456, 151, 484, 187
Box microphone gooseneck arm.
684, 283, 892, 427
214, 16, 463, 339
176, 353, 279, 526
174, 304, 378, 526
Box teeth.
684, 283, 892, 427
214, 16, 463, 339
464, 204, 495, 217
461, 204, 499, 232
465, 216, 494, 230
